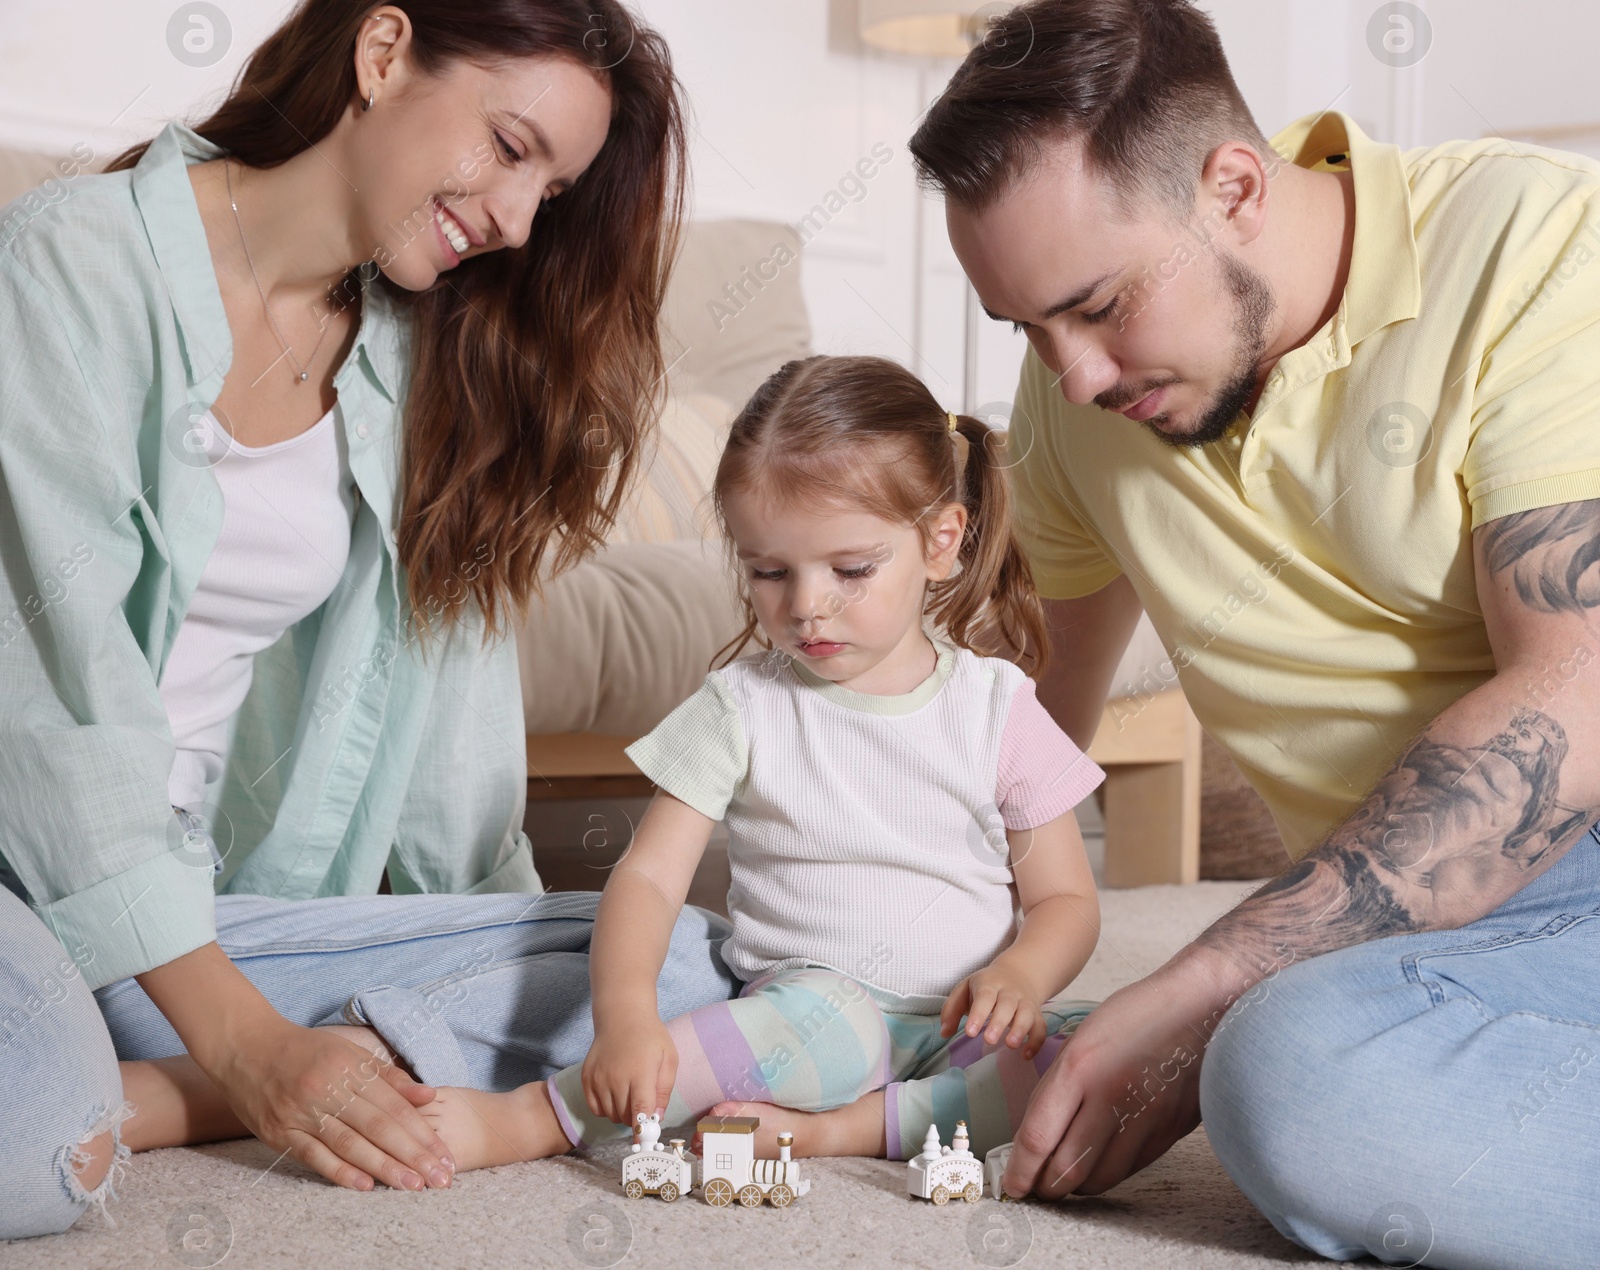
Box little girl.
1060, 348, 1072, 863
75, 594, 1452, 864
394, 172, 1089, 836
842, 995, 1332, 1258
411, 354, 1104, 1169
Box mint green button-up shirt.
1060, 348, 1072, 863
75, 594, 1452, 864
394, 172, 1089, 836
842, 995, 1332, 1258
0, 122, 542, 990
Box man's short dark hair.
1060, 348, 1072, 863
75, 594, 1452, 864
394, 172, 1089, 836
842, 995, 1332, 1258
909, 0, 1272, 221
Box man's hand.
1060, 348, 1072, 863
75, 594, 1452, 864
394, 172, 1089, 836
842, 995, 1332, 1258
582, 1017, 679, 1126
940, 964, 1049, 1059
1002, 945, 1252, 1198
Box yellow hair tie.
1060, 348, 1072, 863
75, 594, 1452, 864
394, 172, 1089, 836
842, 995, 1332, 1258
947, 411, 959, 433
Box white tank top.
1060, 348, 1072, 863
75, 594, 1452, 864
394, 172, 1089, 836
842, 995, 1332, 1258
158, 403, 359, 812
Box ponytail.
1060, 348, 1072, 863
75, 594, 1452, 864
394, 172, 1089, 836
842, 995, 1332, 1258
928, 414, 1051, 677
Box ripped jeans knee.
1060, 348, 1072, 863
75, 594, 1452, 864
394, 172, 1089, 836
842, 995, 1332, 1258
0, 1086, 135, 1241
0, 885, 134, 1238
59, 1099, 137, 1220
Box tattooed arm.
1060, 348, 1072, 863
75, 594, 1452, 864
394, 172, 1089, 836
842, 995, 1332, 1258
1192, 498, 1600, 975
1002, 499, 1600, 1201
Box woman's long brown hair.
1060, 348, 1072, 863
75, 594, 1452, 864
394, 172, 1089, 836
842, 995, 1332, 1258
711, 355, 1050, 677
108, 0, 685, 653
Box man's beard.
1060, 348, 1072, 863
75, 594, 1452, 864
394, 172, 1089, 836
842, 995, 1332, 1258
1144, 251, 1276, 450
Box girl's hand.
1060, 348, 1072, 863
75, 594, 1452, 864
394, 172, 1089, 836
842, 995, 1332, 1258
582, 1017, 679, 1126
209, 1013, 455, 1192
940, 966, 1048, 1059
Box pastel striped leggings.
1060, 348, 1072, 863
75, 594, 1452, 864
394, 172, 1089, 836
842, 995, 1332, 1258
546, 967, 1096, 1159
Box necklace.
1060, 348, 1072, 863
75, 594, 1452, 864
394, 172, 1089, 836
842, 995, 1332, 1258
224, 159, 329, 384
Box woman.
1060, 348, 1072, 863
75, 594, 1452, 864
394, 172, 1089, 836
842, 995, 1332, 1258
0, 0, 736, 1239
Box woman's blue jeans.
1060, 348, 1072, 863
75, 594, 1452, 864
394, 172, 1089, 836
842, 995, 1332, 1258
0, 876, 736, 1240
1200, 823, 1600, 1269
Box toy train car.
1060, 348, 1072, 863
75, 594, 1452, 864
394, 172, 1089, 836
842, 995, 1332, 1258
620, 1138, 694, 1202
619, 1113, 809, 1208
907, 1124, 1020, 1204
984, 1141, 1016, 1201
907, 1121, 984, 1204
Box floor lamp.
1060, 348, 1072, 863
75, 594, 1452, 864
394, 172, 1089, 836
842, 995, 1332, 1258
859, 0, 1013, 414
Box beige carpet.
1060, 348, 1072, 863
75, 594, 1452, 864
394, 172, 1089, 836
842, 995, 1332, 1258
7, 881, 1328, 1270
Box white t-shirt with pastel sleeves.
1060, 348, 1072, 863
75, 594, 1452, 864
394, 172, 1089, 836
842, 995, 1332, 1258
624, 638, 1105, 1010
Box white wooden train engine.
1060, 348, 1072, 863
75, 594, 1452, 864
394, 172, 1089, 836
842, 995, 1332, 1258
697, 1115, 809, 1208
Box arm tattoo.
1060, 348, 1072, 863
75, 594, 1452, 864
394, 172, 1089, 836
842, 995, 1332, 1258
1197, 707, 1592, 971
1480, 500, 1600, 614
1195, 498, 1600, 975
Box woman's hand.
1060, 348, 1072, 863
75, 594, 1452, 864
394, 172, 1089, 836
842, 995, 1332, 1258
581, 1017, 679, 1126
209, 1012, 456, 1192
136, 940, 454, 1192
940, 964, 1048, 1059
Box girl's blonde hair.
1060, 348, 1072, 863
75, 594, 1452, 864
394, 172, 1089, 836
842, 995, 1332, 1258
711, 354, 1050, 677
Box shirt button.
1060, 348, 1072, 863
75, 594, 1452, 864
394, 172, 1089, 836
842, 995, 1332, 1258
356, 423, 370, 439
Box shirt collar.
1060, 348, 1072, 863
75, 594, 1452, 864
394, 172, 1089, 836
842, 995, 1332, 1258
1268, 110, 1422, 348
788, 636, 957, 715
129, 122, 231, 388
129, 120, 404, 402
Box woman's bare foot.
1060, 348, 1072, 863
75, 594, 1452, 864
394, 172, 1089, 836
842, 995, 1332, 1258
702, 1091, 887, 1158
412, 1082, 574, 1172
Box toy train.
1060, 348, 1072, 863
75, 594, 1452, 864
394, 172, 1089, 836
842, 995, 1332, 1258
620, 1113, 810, 1208
620, 1111, 1022, 1208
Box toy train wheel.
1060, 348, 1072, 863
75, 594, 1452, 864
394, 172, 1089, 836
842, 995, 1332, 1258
964, 1183, 982, 1203
931, 1185, 950, 1206
623, 1180, 644, 1200
768, 1184, 794, 1208
738, 1184, 765, 1208
704, 1178, 734, 1207
659, 1182, 680, 1203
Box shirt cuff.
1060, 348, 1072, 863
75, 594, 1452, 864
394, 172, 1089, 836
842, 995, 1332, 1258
1470, 467, 1600, 529
32, 848, 218, 991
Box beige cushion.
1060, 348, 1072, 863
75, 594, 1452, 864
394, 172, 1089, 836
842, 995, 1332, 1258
604, 391, 731, 545
519, 538, 753, 735
660, 219, 812, 412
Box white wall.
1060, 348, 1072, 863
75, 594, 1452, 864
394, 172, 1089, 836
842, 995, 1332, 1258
3, 0, 1598, 413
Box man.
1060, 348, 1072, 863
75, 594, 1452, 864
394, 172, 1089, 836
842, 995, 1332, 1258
910, 0, 1600, 1264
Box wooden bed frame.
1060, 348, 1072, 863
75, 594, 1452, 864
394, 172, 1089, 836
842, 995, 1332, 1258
526, 687, 1200, 888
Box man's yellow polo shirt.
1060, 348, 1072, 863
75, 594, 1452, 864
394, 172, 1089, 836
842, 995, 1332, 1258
1009, 110, 1600, 859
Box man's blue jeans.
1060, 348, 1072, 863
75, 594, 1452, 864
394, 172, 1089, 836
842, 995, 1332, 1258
0, 883, 736, 1240
1201, 823, 1600, 1269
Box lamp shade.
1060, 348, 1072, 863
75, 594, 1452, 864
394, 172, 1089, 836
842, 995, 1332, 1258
858, 0, 1011, 57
